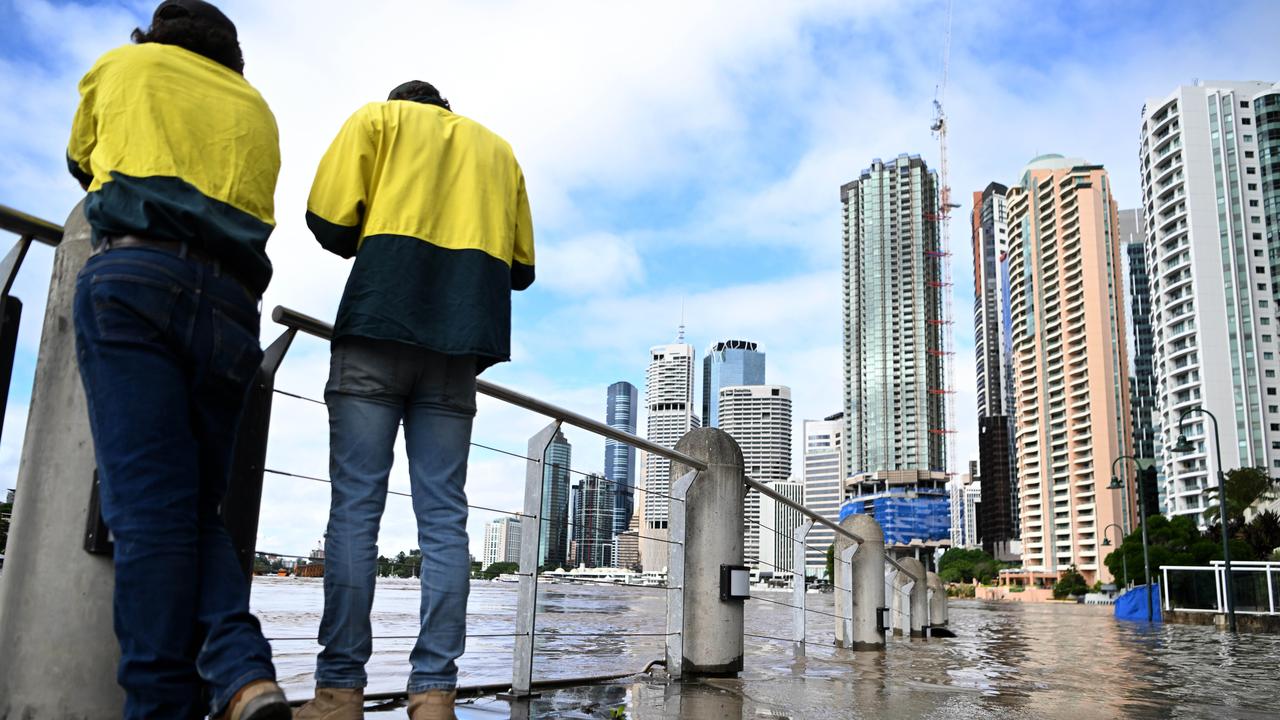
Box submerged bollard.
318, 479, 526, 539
667, 428, 745, 677
0, 202, 125, 717
896, 557, 929, 638
927, 571, 948, 628
834, 513, 886, 650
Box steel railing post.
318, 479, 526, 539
222, 326, 297, 580
665, 469, 698, 679
508, 420, 560, 699
835, 514, 886, 649
791, 519, 813, 653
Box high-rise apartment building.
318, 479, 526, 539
947, 470, 981, 549
1121, 207, 1164, 516
802, 414, 845, 577
971, 181, 1020, 561
571, 473, 615, 568
642, 340, 697, 570
482, 516, 522, 569
604, 381, 638, 536
841, 154, 950, 550
719, 384, 792, 567
538, 429, 572, 569
1140, 81, 1280, 525
757, 480, 804, 581
1007, 155, 1133, 584
702, 340, 766, 429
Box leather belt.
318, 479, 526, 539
99, 234, 257, 300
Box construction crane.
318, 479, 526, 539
929, 0, 960, 485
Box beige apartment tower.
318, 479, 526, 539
1006, 155, 1135, 585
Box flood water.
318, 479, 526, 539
252, 576, 1280, 718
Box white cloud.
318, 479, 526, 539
537, 233, 644, 297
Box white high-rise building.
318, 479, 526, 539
719, 385, 792, 567
758, 480, 804, 582
642, 340, 697, 570
482, 516, 522, 569
1140, 81, 1280, 525
802, 414, 845, 577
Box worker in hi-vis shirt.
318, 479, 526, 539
296, 80, 534, 720
66, 2, 288, 719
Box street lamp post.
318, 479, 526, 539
1171, 407, 1236, 633
1102, 523, 1127, 589
1109, 455, 1152, 622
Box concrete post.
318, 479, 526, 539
926, 571, 948, 628
0, 202, 125, 718
667, 428, 744, 677
897, 557, 928, 638
834, 513, 886, 650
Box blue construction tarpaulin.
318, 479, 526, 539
1114, 583, 1162, 622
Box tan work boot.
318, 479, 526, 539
407, 689, 457, 720
293, 687, 365, 720
219, 679, 290, 720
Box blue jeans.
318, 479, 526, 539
317, 337, 476, 693
73, 247, 277, 719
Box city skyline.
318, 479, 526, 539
0, 1, 1274, 563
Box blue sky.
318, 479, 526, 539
1, 0, 1276, 560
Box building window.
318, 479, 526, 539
1270, 388, 1278, 396
1258, 266, 1267, 273
1242, 117, 1252, 125
1244, 134, 1254, 143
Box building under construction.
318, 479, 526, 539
840, 154, 952, 552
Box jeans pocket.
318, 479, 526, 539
88, 273, 183, 343
443, 355, 478, 415
210, 307, 264, 389
327, 339, 399, 398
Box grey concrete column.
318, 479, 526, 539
667, 428, 744, 677
0, 202, 125, 718
897, 557, 928, 638
926, 571, 948, 627
834, 513, 886, 650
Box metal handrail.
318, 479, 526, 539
0, 204, 63, 246
271, 305, 707, 472
272, 303, 910, 572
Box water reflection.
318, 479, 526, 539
252, 577, 1280, 717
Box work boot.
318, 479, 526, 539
219, 679, 290, 720
407, 689, 457, 720
293, 688, 365, 720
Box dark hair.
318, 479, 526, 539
132, 16, 244, 74
388, 80, 451, 111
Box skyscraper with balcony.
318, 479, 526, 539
571, 473, 615, 568
604, 381, 638, 536
840, 154, 950, 550
802, 413, 845, 577
1139, 81, 1280, 525
1006, 155, 1133, 585
642, 339, 698, 570
719, 384, 792, 567
538, 429, 572, 569
702, 340, 766, 429
971, 181, 1020, 561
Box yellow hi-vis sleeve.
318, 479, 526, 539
67, 68, 98, 188
306, 104, 378, 258
512, 170, 535, 290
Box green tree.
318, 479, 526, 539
1203, 467, 1279, 530
825, 543, 834, 582
253, 553, 271, 575
1104, 514, 1255, 585
1241, 510, 1280, 559
937, 547, 998, 584
484, 561, 519, 577
1053, 566, 1088, 599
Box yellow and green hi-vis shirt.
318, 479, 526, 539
306, 100, 535, 370
67, 42, 280, 295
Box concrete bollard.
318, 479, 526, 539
834, 513, 886, 650
667, 428, 745, 677
0, 202, 125, 718
896, 557, 928, 638
927, 571, 948, 628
